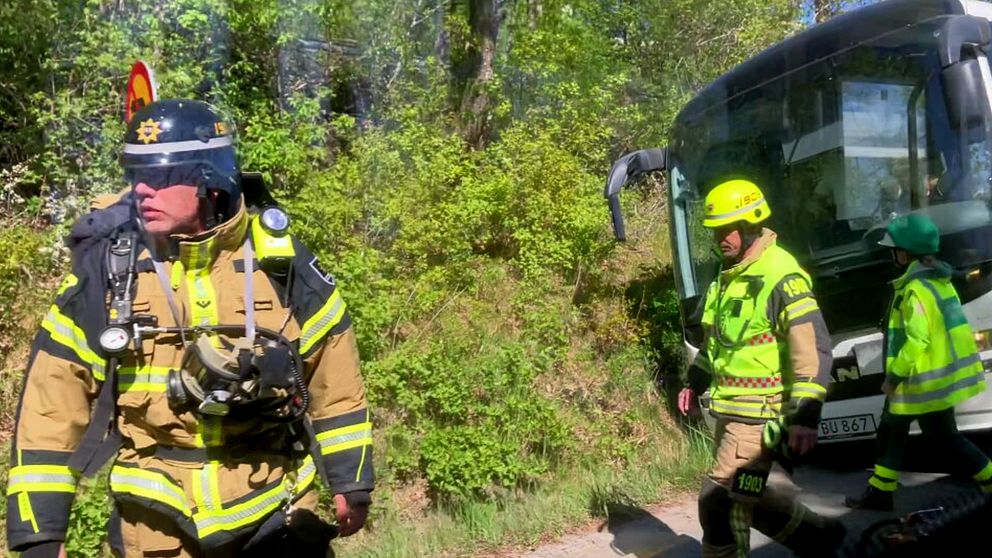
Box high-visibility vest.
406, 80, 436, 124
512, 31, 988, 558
702, 243, 813, 419
886, 262, 986, 415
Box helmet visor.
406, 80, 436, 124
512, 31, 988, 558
123, 146, 238, 194
127, 163, 207, 190
878, 232, 897, 248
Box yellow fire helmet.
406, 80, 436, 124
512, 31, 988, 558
702, 179, 771, 228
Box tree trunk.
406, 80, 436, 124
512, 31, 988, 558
528, 0, 541, 31
435, 0, 450, 68
459, 0, 501, 149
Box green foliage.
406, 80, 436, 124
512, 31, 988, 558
0, 222, 60, 369
64, 476, 112, 558
238, 94, 331, 192
618, 0, 802, 146
362, 263, 572, 502
453, 123, 611, 277
0, 0, 816, 552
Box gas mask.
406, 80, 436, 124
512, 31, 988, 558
166, 325, 308, 422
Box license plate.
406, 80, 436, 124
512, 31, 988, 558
819, 414, 877, 440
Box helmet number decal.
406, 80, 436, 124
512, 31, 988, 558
737, 192, 761, 208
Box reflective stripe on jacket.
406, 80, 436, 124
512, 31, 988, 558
109, 454, 318, 546
886, 261, 985, 415
699, 229, 830, 421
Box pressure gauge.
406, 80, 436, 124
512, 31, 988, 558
259, 206, 290, 236
99, 325, 131, 355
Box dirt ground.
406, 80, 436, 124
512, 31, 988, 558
511, 457, 982, 558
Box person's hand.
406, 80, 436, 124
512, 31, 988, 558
677, 387, 697, 416
788, 425, 818, 456
882, 381, 896, 397
333, 493, 369, 536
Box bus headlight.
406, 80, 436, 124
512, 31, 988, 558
975, 329, 992, 353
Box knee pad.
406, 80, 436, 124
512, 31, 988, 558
699, 477, 734, 546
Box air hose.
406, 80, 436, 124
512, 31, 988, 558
853, 492, 992, 557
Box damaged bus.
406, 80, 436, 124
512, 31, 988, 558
605, 0, 992, 443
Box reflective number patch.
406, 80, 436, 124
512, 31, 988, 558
783, 277, 809, 298
731, 468, 769, 498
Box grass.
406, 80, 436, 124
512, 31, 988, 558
336, 423, 712, 558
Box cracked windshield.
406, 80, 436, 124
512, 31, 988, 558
4, 1, 992, 558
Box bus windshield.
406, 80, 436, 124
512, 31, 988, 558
668, 16, 992, 337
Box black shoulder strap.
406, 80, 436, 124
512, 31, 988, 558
68, 232, 138, 477
67, 356, 122, 476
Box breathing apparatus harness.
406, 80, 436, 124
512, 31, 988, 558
162, 233, 308, 421
99, 201, 305, 421
69, 192, 305, 476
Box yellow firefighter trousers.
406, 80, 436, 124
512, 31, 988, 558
700, 418, 824, 558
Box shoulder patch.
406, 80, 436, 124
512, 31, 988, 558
776, 273, 812, 303
57, 273, 79, 296
308, 256, 335, 286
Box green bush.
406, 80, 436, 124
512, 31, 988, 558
0, 223, 60, 368
64, 476, 112, 558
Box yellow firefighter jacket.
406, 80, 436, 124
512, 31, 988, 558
692, 229, 831, 425
6, 198, 374, 552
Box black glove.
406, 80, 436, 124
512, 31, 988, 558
20, 541, 62, 558
687, 363, 712, 394
790, 399, 823, 429
343, 490, 371, 508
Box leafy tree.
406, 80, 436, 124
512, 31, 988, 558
0, 2, 844, 543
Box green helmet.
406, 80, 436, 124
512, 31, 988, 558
879, 214, 940, 256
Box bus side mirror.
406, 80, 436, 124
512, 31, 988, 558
938, 15, 992, 132
943, 59, 985, 129
603, 147, 667, 241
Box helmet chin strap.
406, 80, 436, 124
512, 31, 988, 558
741, 224, 762, 250
731, 223, 762, 263
196, 183, 219, 230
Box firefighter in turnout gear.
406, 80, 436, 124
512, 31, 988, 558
845, 213, 991, 512
677, 180, 844, 558
6, 99, 374, 557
